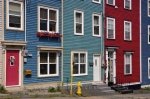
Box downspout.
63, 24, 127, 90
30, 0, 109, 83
61, 0, 64, 86
25, 0, 26, 42
101, 0, 105, 81
139, 0, 142, 85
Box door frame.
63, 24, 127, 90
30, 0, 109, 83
5, 49, 22, 87
106, 50, 116, 84
93, 54, 102, 82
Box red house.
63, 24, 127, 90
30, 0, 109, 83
104, 0, 140, 88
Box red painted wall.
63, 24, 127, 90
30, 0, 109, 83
105, 0, 140, 84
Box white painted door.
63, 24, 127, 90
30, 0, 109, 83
107, 51, 116, 84
93, 55, 101, 82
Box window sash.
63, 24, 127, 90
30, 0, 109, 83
124, 0, 131, 9
124, 53, 132, 74
107, 18, 115, 39
124, 21, 132, 40
92, 0, 101, 3
74, 10, 84, 35
107, 0, 115, 5
148, 26, 150, 43
7, 0, 23, 30
39, 52, 58, 77
93, 14, 101, 36
39, 6, 58, 33
148, 58, 150, 79
148, 0, 150, 16
72, 52, 87, 76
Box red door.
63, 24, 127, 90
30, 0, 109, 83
6, 50, 19, 86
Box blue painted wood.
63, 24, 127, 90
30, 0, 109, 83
24, 0, 62, 84
141, 0, 150, 85
63, 0, 103, 83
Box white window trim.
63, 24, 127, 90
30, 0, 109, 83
148, 0, 150, 17
106, 0, 115, 6
124, 0, 132, 10
124, 53, 132, 75
37, 51, 59, 77
6, 0, 24, 31
74, 10, 84, 35
71, 51, 88, 76
92, 0, 101, 4
106, 17, 115, 39
124, 21, 132, 41
148, 58, 150, 79
38, 6, 59, 33
92, 13, 101, 37
148, 25, 150, 44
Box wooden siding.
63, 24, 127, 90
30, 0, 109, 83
0, 0, 3, 84
105, 0, 140, 84
4, 0, 25, 41
24, 0, 62, 84
0, 0, 3, 40
141, 0, 150, 85
63, 0, 103, 83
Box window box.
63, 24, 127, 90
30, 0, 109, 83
37, 32, 62, 38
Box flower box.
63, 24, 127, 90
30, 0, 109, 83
37, 32, 62, 38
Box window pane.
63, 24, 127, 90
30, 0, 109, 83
126, 64, 130, 74
108, 29, 114, 38
76, 12, 82, 23
9, 2, 21, 15
40, 20, 47, 31
73, 64, 79, 74
80, 64, 86, 73
49, 64, 56, 74
49, 53, 56, 63
49, 10, 56, 21
80, 53, 85, 63
149, 60, 150, 77
94, 0, 100, 2
125, 0, 130, 9
49, 21, 56, 32
9, 15, 21, 28
125, 31, 130, 40
40, 8, 47, 19
40, 52, 48, 63
40, 64, 48, 75
108, 0, 114, 4
94, 26, 99, 35
94, 16, 99, 25
125, 54, 130, 64
74, 53, 78, 63
76, 24, 82, 33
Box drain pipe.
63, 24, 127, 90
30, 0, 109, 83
61, 0, 64, 87
25, 0, 26, 42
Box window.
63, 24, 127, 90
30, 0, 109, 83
148, 0, 150, 16
74, 10, 84, 35
107, 17, 115, 39
72, 52, 88, 76
92, 0, 101, 4
7, 0, 24, 30
124, 21, 132, 41
148, 58, 150, 79
92, 14, 101, 37
107, 0, 115, 5
124, 53, 132, 75
124, 0, 132, 10
38, 51, 59, 77
38, 6, 59, 33
148, 25, 150, 44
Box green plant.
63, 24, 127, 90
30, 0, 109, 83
48, 87, 56, 93
0, 85, 7, 93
